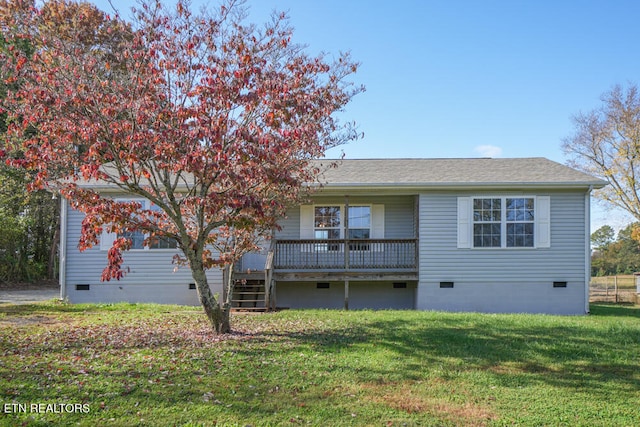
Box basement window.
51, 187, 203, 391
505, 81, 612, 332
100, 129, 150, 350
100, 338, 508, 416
439, 282, 454, 288
553, 281, 567, 288
76, 284, 90, 291
189, 283, 196, 290
316, 282, 330, 289
393, 282, 407, 289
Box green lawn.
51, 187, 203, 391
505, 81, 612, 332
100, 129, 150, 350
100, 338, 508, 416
1, 302, 639, 426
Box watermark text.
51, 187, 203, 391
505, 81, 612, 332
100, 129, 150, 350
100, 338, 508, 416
3, 403, 90, 414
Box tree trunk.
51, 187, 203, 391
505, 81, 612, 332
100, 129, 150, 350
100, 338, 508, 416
48, 227, 59, 279
219, 264, 237, 333
190, 263, 230, 334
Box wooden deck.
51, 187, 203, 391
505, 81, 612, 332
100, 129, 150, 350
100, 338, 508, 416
231, 238, 419, 310
273, 238, 417, 272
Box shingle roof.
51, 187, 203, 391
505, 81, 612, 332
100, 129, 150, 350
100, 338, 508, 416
312, 157, 606, 188
72, 157, 606, 191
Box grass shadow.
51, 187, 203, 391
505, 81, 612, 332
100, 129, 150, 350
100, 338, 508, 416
2, 307, 640, 425
243, 310, 640, 395
590, 303, 640, 317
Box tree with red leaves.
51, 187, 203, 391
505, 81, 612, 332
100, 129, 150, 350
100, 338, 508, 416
0, 0, 362, 333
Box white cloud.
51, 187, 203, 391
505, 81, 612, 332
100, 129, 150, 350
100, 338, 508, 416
474, 145, 503, 158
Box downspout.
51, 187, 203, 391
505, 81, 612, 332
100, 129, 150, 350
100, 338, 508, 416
585, 186, 593, 314
59, 197, 67, 301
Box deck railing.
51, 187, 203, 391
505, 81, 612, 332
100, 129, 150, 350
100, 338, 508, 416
273, 239, 417, 270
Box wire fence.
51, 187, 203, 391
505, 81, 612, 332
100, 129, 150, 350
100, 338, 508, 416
590, 275, 638, 304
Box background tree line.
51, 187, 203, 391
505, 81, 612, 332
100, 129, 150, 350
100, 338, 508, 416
563, 83, 640, 277
0, 36, 59, 283
0, 0, 141, 284
0, 1, 89, 283
591, 224, 640, 276
0, 166, 59, 283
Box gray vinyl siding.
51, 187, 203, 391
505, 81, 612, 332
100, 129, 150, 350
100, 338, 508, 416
275, 196, 416, 240
417, 191, 588, 314
63, 201, 223, 304
275, 281, 416, 309
384, 197, 415, 239
276, 205, 301, 239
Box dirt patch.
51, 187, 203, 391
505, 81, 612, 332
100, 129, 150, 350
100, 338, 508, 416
488, 362, 558, 375
0, 314, 60, 327
363, 381, 497, 426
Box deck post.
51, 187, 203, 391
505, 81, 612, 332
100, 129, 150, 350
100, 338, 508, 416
344, 279, 349, 310
271, 280, 276, 310
264, 241, 274, 311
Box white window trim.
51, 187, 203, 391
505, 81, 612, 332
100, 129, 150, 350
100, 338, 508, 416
457, 195, 550, 250
100, 198, 178, 252
300, 204, 385, 251
311, 205, 343, 252
308, 204, 378, 239
313, 205, 344, 240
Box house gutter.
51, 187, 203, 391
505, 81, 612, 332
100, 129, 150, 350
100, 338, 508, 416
306, 181, 607, 193
59, 197, 67, 301
585, 185, 593, 314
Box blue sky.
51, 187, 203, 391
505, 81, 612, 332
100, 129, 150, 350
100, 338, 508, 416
95, 0, 640, 230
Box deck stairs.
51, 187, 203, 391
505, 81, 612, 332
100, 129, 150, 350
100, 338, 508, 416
230, 279, 267, 311
229, 240, 275, 312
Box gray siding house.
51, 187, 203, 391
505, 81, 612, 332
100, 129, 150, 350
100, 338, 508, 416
60, 157, 606, 314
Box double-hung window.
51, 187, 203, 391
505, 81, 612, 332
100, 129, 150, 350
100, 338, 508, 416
473, 198, 502, 247
300, 205, 384, 251
347, 206, 371, 250
347, 206, 371, 239
314, 206, 342, 251
148, 203, 178, 249
314, 206, 341, 240
505, 198, 535, 247
459, 196, 549, 249
120, 229, 146, 250
101, 199, 177, 251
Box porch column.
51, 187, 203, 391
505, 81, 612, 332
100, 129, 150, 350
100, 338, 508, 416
344, 195, 350, 270
344, 196, 350, 310
414, 195, 420, 267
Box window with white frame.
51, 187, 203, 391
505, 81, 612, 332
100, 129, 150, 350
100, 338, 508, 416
101, 199, 177, 251
300, 204, 385, 249
314, 206, 341, 251
505, 198, 535, 247
120, 229, 146, 250
473, 198, 502, 247
473, 197, 535, 248
347, 206, 371, 250
347, 206, 371, 239
458, 196, 548, 249
314, 206, 341, 240
313, 205, 372, 240
147, 203, 178, 249
311, 205, 373, 251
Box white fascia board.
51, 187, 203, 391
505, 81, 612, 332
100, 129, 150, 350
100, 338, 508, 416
310, 182, 607, 194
